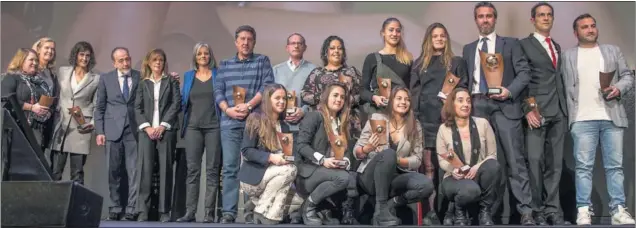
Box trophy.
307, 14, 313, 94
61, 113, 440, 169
277, 132, 294, 162
38, 95, 54, 107
525, 97, 545, 126
440, 72, 460, 99
599, 70, 617, 101
68, 106, 94, 134
286, 91, 297, 114
233, 85, 246, 105
439, 148, 470, 175
327, 131, 348, 168
479, 51, 504, 95
377, 77, 391, 98
369, 119, 387, 145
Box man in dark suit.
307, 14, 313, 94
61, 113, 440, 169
94, 47, 140, 221
461, 2, 534, 225
518, 2, 567, 225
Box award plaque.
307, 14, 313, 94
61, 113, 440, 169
440, 72, 460, 97
599, 70, 617, 101
479, 51, 504, 95
439, 149, 470, 175
377, 77, 391, 98
68, 106, 94, 134
286, 91, 297, 114
277, 132, 294, 162
233, 85, 247, 105
38, 95, 54, 107
327, 131, 348, 168
525, 97, 545, 126
369, 119, 387, 145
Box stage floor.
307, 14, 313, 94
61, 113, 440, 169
99, 221, 633, 227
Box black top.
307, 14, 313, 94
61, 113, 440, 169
389, 137, 398, 151
187, 77, 218, 128
238, 118, 290, 185
1, 73, 52, 129
361, 53, 411, 103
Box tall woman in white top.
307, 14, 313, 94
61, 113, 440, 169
49, 41, 100, 185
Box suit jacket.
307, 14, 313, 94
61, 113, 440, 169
295, 111, 353, 178
518, 34, 568, 118
50, 66, 100, 154
561, 44, 634, 128
462, 35, 532, 120
134, 75, 181, 132
238, 119, 292, 185
353, 113, 423, 173
94, 69, 141, 141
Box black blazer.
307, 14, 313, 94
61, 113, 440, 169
462, 35, 531, 120
134, 76, 181, 132
295, 111, 353, 178
238, 120, 291, 185
518, 34, 568, 118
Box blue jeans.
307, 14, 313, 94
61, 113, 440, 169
571, 120, 626, 212
220, 128, 243, 217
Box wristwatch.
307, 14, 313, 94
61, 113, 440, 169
247, 103, 253, 111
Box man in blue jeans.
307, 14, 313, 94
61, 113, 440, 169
213, 25, 275, 223
561, 13, 634, 225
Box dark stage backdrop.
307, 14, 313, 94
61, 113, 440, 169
1, 1, 634, 223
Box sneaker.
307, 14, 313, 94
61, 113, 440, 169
576, 206, 592, 225
611, 205, 635, 225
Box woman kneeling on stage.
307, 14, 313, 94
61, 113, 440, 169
436, 87, 500, 226
354, 86, 434, 226
238, 84, 298, 225
296, 82, 358, 226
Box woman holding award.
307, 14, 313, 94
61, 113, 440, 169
296, 82, 358, 226
435, 88, 499, 226
237, 84, 297, 225
49, 41, 100, 185
354, 86, 434, 226
1, 48, 52, 146
32, 37, 58, 153
409, 22, 468, 225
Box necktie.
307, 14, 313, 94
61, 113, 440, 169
479, 37, 489, 93
546, 37, 557, 68
122, 74, 130, 100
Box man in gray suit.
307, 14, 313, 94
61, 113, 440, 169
518, 2, 567, 225
562, 13, 635, 226
94, 47, 140, 221
462, 2, 534, 225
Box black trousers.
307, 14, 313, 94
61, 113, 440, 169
50, 150, 87, 184
441, 159, 500, 209
183, 127, 221, 212
472, 96, 533, 214
525, 112, 566, 214
358, 149, 434, 203
298, 166, 356, 204
137, 130, 176, 214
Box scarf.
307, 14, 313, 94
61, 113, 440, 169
18, 73, 52, 124
450, 117, 480, 166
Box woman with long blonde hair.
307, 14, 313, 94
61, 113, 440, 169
32, 37, 58, 150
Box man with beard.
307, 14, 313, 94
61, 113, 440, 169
518, 2, 567, 225
461, 1, 534, 225
561, 13, 635, 226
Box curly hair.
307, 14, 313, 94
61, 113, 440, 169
320, 35, 347, 67
68, 41, 96, 71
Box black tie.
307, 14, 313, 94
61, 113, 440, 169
122, 75, 130, 100
479, 37, 489, 93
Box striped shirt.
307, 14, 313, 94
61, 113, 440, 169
214, 53, 274, 130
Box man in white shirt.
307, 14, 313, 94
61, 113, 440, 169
561, 13, 635, 226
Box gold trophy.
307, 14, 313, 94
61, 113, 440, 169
369, 119, 387, 145
277, 132, 294, 162
479, 51, 504, 95
377, 77, 391, 98
327, 131, 348, 168
38, 95, 54, 107
286, 91, 297, 114
439, 148, 470, 175
232, 85, 246, 105
599, 70, 617, 101
525, 97, 545, 126
68, 106, 94, 134
441, 72, 460, 98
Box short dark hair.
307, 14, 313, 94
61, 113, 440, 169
69, 41, 96, 71
572, 13, 596, 31
474, 1, 497, 19
111, 47, 129, 61
286, 33, 306, 45
531, 2, 554, 19
235, 25, 256, 41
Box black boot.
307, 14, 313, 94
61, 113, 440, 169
289, 211, 302, 224
253, 212, 280, 225
202, 208, 215, 223
372, 200, 400, 226
454, 206, 469, 226
341, 197, 359, 225
301, 199, 322, 226
176, 210, 196, 222
243, 200, 255, 224
386, 196, 407, 225
443, 202, 455, 226
479, 207, 494, 226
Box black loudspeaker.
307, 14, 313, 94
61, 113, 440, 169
1, 181, 103, 227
